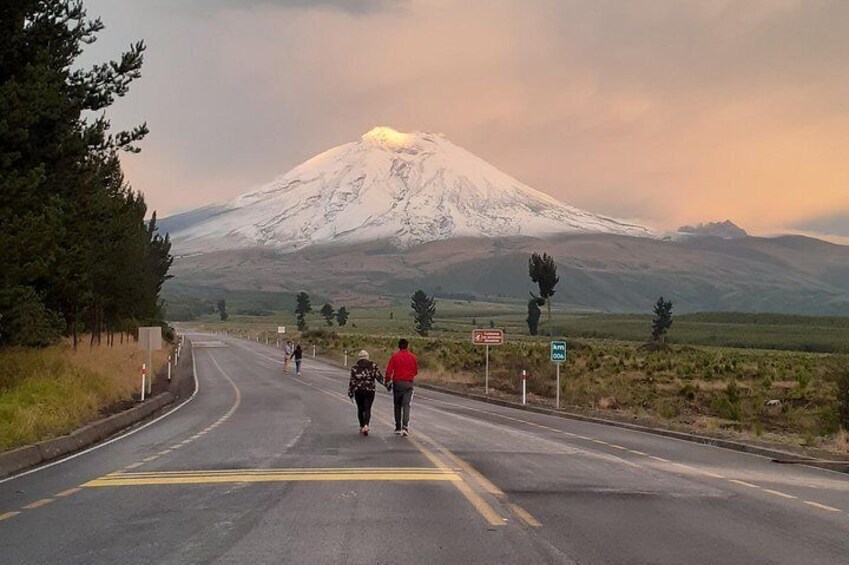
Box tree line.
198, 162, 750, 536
0, 2, 172, 347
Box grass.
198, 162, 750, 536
189, 302, 849, 353
0, 338, 170, 452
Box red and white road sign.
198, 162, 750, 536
472, 329, 504, 345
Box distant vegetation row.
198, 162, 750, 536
0, 3, 171, 347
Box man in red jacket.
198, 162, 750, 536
385, 338, 418, 436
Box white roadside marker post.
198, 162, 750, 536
313, 345, 316, 358
344, 350, 348, 367
522, 370, 527, 406
167, 356, 172, 381
141, 363, 146, 402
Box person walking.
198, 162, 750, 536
385, 338, 418, 436
290, 343, 304, 376
348, 350, 385, 436
282, 340, 294, 373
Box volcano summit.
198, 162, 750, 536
162, 127, 653, 253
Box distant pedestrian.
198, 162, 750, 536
348, 350, 385, 436
290, 343, 303, 376
282, 340, 294, 373
385, 338, 418, 436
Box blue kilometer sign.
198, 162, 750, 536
550, 341, 567, 363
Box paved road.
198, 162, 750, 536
2, 333, 849, 564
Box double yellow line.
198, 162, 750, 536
84, 467, 461, 487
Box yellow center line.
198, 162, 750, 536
435, 448, 505, 497
22, 498, 54, 510
0, 511, 21, 521
84, 473, 462, 487
803, 501, 842, 513
110, 467, 457, 477
508, 503, 542, 527
55, 488, 82, 497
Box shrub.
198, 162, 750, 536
832, 362, 849, 431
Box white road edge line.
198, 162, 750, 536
0, 337, 201, 485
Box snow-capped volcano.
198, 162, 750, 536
164, 127, 653, 253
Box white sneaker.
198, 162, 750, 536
401, 427, 409, 437
394, 429, 403, 435
362, 425, 369, 436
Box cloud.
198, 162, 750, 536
172, 0, 406, 15
81, 0, 849, 232
796, 211, 849, 237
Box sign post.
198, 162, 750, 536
472, 329, 504, 396
139, 327, 163, 397
550, 341, 567, 409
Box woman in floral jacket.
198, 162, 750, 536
348, 350, 386, 436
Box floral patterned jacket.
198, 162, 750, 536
348, 359, 385, 396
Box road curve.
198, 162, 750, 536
1, 333, 848, 564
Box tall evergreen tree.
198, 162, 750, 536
295, 292, 312, 331
217, 299, 228, 321
410, 290, 436, 337
528, 252, 559, 337
336, 306, 349, 327
320, 303, 336, 326
651, 296, 674, 344
0, 1, 167, 347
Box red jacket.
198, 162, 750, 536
386, 349, 418, 382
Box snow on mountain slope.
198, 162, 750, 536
165, 127, 654, 253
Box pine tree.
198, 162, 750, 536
410, 290, 436, 337
336, 306, 349, 327
0, 1, 166, 347
320, 303, 336, 326
651, 296, 674, 344
295, 292, 312, 331
529, 252, 559, 337
217, 299, 228, 321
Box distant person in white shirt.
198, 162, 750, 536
283, 340, 294, 373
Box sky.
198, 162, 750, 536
81, 0, 849, 239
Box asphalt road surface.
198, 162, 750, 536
2, 333, 849, 564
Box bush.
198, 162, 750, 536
832, 362, 849, 431
713, 380, 742, 421
0, 287, 64, 347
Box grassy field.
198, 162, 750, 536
190, 301, 849, 353
0, 338, 170, 451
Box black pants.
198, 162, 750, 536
354, 390, 375, 427
392, 381, 414, 430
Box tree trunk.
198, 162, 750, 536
547, 298, 553, 338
